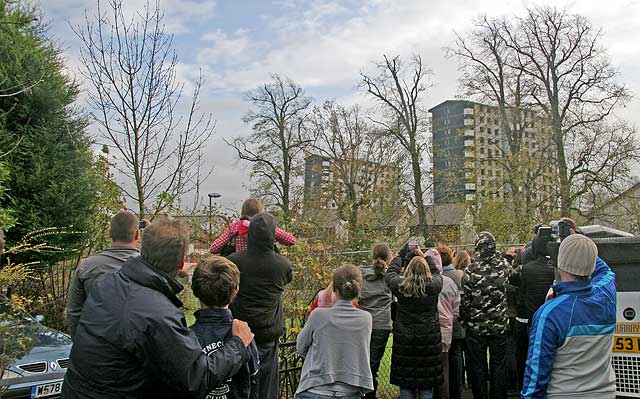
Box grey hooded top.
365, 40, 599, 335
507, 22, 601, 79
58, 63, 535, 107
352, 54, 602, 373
358, 265, 393, 330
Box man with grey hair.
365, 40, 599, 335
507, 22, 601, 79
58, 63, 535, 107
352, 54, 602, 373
63, 219, 254, 399
521, 234, 616, 399
66, 210, 141, 337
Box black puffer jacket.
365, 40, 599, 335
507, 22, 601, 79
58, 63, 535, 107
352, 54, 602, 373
63, 256, 248, 399
385, 255, 443, 388
228, 213, 293, 344
509, 238, 555, 322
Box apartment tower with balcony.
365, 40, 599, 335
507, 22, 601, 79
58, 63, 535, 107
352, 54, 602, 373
429, 100, 554, 206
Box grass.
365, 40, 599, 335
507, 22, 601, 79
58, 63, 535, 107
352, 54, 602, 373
376, 334, 400, 399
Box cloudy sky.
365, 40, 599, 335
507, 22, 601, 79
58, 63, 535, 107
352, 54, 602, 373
40, 0, 640, 212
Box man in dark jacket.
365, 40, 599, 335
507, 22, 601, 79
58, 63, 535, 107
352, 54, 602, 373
460, 231, 512, 399
62, 220, 254, 399
228, 212, 293, 399
66, 210, 141, 337
509, 236, 555, 390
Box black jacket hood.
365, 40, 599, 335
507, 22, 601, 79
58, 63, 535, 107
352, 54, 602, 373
248, 212, 276, 251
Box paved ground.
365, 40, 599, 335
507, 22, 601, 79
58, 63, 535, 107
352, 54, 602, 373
462, 389, 521, 398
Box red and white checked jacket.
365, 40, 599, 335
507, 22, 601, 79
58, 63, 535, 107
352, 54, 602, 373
209, 220, 296, 254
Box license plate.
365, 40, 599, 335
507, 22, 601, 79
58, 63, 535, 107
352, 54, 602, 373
31, 381, 63, 398
613, 335, 640, 353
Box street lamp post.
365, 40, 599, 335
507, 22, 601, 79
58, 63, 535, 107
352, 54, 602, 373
208, 193, 222, 242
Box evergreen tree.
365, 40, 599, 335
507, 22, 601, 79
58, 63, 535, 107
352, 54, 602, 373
0, 2, 115, 255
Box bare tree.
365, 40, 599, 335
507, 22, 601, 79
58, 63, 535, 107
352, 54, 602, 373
229, 74, 311, 224
568, 121, 640, 215
449, 15, 557, 221
504, 6, 632, 215
75, 0, 214, 219
361, 55, 432, 242
307, 101, 399, 232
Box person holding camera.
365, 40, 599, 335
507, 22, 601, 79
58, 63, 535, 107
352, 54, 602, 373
358, 243, 393, 399
508, 235, 555, 391
385, 246, 444, 399
460, 232, 512, 399
521, 234, 616, 399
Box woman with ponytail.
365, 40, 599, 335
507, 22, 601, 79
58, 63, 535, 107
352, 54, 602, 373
385, 246, 444, 399
295, 265, 373, 399
359, 243, 393, 399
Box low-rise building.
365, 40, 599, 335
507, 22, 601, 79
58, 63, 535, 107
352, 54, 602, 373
410, 203, 475, 245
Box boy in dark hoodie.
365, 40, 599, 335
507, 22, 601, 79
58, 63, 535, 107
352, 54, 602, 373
228, 212, 293, 399
191, 256, 260, 399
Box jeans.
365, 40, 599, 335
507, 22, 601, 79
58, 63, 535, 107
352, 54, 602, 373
363, 329, 390, 399
399, 387, 434, 399
514, 320, 530, 391
256, 340, 280, 399
295, 392, 361, 399
448, 339, 464, 399
465, 333, 507, 399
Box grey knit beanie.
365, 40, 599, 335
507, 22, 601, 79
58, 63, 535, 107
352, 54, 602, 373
557, 234, 598, 277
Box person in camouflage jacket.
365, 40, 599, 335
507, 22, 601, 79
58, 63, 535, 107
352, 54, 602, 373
460, 232, 513, 399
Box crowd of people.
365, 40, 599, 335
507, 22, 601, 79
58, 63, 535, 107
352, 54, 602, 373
60, 198, 618, 399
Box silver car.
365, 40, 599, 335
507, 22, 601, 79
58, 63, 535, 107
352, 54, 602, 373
0, 299, 72, 398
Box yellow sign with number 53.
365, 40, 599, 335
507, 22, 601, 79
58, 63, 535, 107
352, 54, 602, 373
613, 335, 640, 353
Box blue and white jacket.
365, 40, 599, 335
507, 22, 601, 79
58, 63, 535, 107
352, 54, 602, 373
521, 257, 616, 399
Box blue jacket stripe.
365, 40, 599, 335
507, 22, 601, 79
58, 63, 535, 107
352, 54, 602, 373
523, 295, 570, 397
567, 324, 615, 337
592, 258, 614, 289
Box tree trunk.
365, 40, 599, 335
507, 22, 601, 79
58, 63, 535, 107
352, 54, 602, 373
555, 133, 571, 216
551, 115, 571, 216
136, 176, 145, 220
279, 122, 291, 226
410, 145, 428, 243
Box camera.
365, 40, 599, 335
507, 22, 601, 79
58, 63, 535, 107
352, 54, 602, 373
139, 220, 148, 229
537, 220, 573, 264
401, 237, 425, 266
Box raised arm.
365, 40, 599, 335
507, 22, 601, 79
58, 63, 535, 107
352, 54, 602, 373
592, 256, 615, 288
275, 227, 296, 246
209, 224, 236, 254
384, 256, 404, 295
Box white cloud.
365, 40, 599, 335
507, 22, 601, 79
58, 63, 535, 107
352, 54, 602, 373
162, 0, 216, 34
41, 0, 216, 36
36, 0, 640, 203
198, 29, 253, 65
199, 0, 640, 121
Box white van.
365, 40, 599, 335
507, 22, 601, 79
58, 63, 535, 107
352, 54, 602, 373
586, 227, 640, 398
